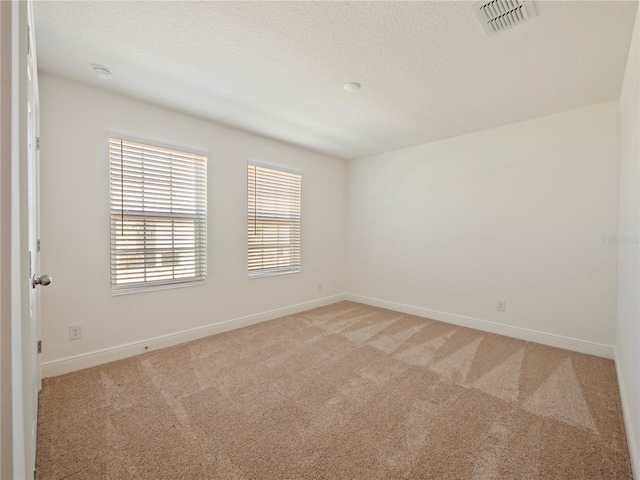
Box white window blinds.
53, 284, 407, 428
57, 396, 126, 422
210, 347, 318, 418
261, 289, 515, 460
248, 164, 301, 276
109, 137, 207, 293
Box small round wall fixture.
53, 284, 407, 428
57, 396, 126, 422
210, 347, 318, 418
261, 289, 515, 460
344, 82, 361, 92
92, 64, 113, 80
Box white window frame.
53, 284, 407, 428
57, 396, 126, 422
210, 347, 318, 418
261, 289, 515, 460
248, 162, 302, 278
109, 135, 208, 295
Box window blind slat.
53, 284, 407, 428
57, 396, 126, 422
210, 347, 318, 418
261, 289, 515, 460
110, 137, 207, 293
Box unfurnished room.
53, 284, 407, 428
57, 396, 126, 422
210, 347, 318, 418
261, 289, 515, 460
1, 0, 639, 478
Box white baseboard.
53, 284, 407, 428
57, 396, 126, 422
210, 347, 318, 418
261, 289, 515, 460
41, 294, 346, 378
42, 292, 615, 377
345, 293, 614, 359
615, 348, 639, 479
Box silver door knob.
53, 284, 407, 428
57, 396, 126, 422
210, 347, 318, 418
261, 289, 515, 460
32, 274, 52, 288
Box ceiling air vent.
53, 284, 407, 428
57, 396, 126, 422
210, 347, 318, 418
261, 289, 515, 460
473, 0, 536, 37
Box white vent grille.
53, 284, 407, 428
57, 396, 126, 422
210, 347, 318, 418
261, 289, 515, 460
473, 0, 536, 37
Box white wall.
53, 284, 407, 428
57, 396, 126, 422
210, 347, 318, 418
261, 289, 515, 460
346, 101, 620, 350
617, 6, 640, 475
39, 74, 346, 367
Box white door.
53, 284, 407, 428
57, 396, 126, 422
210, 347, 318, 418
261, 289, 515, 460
25, 2, 45, 476
4, 1, 44, 478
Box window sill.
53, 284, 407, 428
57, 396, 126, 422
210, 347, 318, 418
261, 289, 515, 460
249, 269, 300, 279
111, 279, 207, 296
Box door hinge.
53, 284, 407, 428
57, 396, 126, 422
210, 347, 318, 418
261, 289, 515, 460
36, 136, 40, 150
27, 25, 30, 54
37, 340, 42, 354
37, 239, 41, 252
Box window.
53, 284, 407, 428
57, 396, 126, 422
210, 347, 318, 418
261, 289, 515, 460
109, 137, 207, 294
248, 164, 301, 276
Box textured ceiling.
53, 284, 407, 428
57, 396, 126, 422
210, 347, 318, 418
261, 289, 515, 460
33, 1, 638, 160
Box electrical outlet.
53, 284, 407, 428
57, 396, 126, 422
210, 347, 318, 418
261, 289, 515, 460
497, 301, 506, 312
68, 325, 82, 340
318, 282, 323, 291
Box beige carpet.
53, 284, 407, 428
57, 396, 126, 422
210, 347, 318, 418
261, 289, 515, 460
36, 301, 631, 479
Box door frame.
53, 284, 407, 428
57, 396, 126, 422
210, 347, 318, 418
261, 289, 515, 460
0, 1, 15, 476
